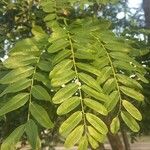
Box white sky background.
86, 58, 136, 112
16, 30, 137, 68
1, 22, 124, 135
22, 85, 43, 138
128, 0, 142, 8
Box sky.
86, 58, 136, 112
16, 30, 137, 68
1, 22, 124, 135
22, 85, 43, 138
128, 0, 142, 8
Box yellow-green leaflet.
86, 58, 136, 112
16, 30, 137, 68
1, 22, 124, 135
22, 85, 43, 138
78, 135, 88, 150
110, 117, 120, 134
84, 98, 108, 115
52, 83, 78, 104
64, 125, 84, 148
122, 100, 142, 121
88, 126, 106, 143
59, 111, 82, 137
120, 86, 144, 101
121, 111, 140, 132
57, 96, 80, 115
86, 113, 108, 135
82, 85, 110, 102
88, 134, 99, 149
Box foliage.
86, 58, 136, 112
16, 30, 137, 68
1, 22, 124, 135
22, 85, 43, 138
0, 0, 148, 149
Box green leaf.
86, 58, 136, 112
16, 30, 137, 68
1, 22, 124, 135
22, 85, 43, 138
82, 85, 109, 102
113, 61, 134, 71
51, 70, 75, 87
57, 96, 80, 115
103, 78, 116, 94
0, 79, 31, 97
30, 102, 54, 129
122, 100, 142, 121
117, 74, 142, 90
93, 56, 109, 69
44, 14, 56, 21
1, 124, 25, 150
110, 117, 120, 134
10, 38, 39, 53
86, 113, 108, 135
37, 60, 52, 72
76, 62, 102, 76
88, 134, 99, 149
0, 93, 29, 116
121, 111, 140, 132
97, 66, 112, 84
3, 55, 38, 68
32, 85, 51, 101
59, 111, 82, 137
35, 72, 51, 88
50, 59, 73, 78
97, 0, 119, 4
52, 83, 78, 104
104, 91, 119, 112
48, 38, 69, 53
84, 98, 108, 116
88, 126, 106, 143
120, 86, 144, 101
79, 72, 102, 92
109, 52, 133, 62
75, 49, 95, 60
0, 66, 34, 84
78, 135, 88, 150
136, 73, 149, 83
64, 125, 84, 148
25, 119, 41, 150
52, 49, 71, 65
105, 42, 131, 53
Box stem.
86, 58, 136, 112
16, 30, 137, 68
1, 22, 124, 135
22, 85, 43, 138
68, 33, 87, 133
27, 53, 42, 121
101, 43, 122, 116
92, 34, 122, 115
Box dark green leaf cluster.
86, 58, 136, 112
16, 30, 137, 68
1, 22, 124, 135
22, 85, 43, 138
0, 25, 53, 149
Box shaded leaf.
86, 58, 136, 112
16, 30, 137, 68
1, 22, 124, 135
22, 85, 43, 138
0, 93, 29, 116
0, 67, 34, 84
1, 124, 25, 150
32, 85, 51, 101
0, 79, 31, 97
30, 102, 54, 129
25, 119, 40, 149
